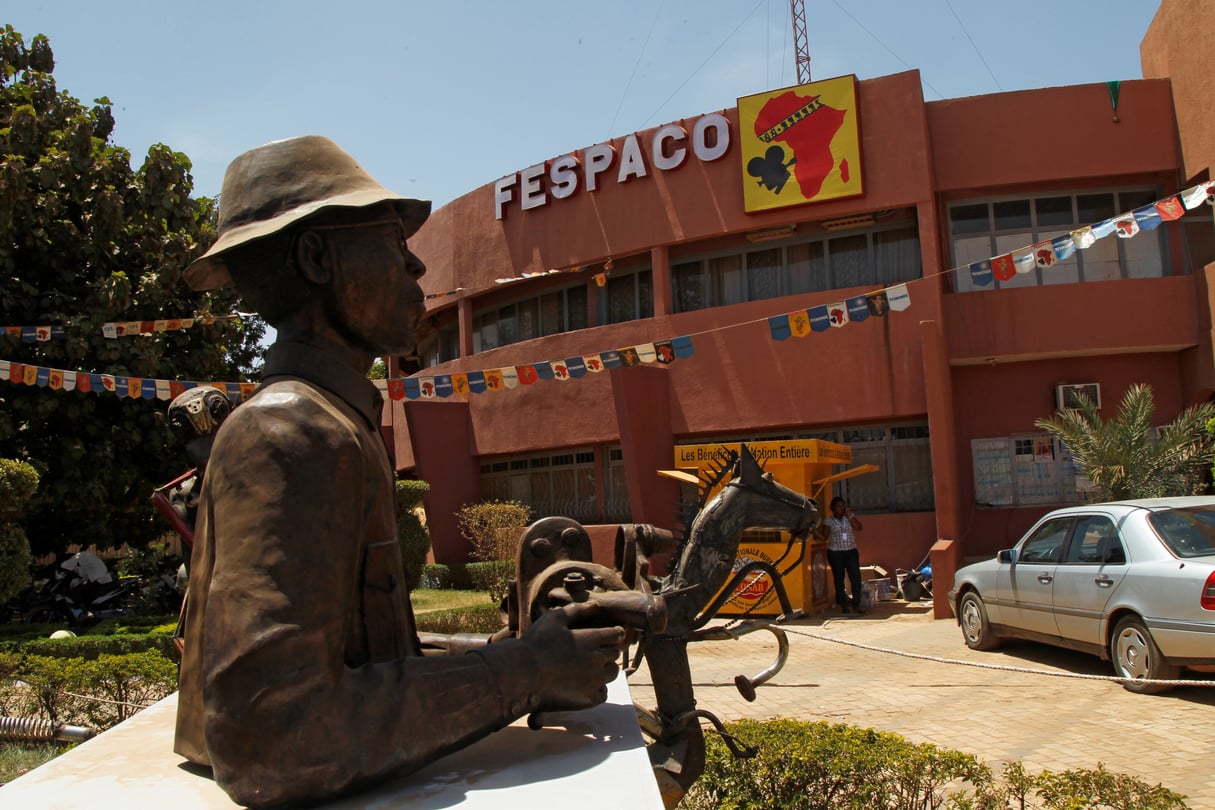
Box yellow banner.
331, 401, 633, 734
674, 438, 852, 468
738, 75, 863, 213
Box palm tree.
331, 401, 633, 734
1034, 383, 1215, 502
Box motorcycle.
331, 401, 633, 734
897, 555, 933, 602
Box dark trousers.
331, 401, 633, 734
827, 547, 862, 609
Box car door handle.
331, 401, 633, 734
1037, 574, 1053, 584
1094, 576, 1114, 588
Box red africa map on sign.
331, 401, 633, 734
754, 90, 848, 199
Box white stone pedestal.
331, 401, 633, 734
1, 673, 663, 808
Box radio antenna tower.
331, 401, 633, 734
791, 0, 811, 83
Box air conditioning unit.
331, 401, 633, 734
1055, 383, 1101, 411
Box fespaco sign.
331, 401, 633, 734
493, 112, 731, 220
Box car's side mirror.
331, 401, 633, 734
997, 549, 1016, 564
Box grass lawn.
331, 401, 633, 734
410, 589, 492, 613
0, 743, 60, 786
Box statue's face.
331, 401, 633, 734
320, 216, 428, 355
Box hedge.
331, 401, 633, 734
413, 603, 504, 635
682, 717, 1188, 810
0, 650, 178, 729
0, 632, 177, 660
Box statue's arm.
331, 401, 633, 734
197, 397, 573, 807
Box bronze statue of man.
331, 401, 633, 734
176, 136, 622, 808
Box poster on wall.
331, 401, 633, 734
737, 74, 863, 214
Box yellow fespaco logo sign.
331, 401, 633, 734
738, 75, 863, 213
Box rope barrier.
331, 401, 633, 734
59, 690, 155, 711
777, 624, 1215, 688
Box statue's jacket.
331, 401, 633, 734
174, 342, 425, 804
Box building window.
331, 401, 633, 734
672, 225, 921, 313
418, 320, 460, 367
600, 269, 654, 325
479, 448, 597, 522
970, 434, 1080, 507
949, 189, 1167, 293
604, 446, 632, 522
472, 284, 588, 353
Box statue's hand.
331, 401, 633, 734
523, 602, 623, 712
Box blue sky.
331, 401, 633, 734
6, 1, 1163, 208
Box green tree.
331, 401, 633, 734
1035, 383, 1215, 502
0, 27, 265, 555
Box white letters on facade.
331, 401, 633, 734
617, 134, 647, 182
651, 124, 687, 171
494, 113, 731, 220
549, 154, 580, 200
519, 163, 547, 211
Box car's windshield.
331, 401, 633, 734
1147, 507, 1215, 558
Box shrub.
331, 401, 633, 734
682, 718, 1188, 810
455, 500, 529, 603
413, 603, 504, 635
420, 564, 451, 590
456, 500, 531, 564
0, 459, 39, 605
466, 561, 515, 603
394, 479, 431, 589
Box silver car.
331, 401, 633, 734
951, 497, 1215, 693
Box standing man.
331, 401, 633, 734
175, 136, 622, 808
819, 496, 865, 614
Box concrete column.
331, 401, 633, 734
920, 318, 962, 619
404, 400, 481, 564
458, 297, 475, 358
651, 244, 672, 316
610, 365, 680, 530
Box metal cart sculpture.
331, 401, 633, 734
507, 444, 820, 806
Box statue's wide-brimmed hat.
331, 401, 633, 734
184, 136, 431, 291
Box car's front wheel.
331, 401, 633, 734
958, 591, 1000, 651
1111, 615, 1179, 694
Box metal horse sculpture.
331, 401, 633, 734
509, 444, 820, 807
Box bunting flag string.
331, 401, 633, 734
2, 314, 252, 340
11, 180, 1213, 403
101, 314, 248, 338
494, 266, 588, 286
424, 288, 465, 300
767, 283, 911, 341
960, 180, 1215, 289
372, 336, 696, 401
1, 325, 66, 342
0, 359, 254, 402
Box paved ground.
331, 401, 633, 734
626, 599, 1215, 806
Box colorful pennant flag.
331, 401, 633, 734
887, 284, 911, 311
1132, 204, 1162, 231
789, 311, 812, 338
969, 260, 993, 287
845, 296, 869, 323
808, 305, 831, 332
1051, 235, 1076, 261
991, 255, 1016, 281
1113, 214, 1139, 238
768, 315, 791, 341
1033, 242, 1057, 269
1181, 181, 1215, 209
827, 302, 849, 328
865, 291, 891, 316
1156, 196, 1185, 221
1012, 249, 1036, 274
1071, 226, 1096, 249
